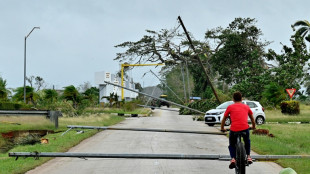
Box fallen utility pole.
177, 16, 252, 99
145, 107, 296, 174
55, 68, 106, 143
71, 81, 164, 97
177, 16, 221, 104
9, 152, 310, 161
104, 81, 205, 114
137, 104, 179, 112
65, 125, 227, 135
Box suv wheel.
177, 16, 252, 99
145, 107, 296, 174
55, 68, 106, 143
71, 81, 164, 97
225, 117, 231, 126
256, 116, 265, 125
207, 123, 215, 126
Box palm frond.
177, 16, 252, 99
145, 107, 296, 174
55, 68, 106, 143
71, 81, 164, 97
293, 20, 310, 27
306, 34, 310, 42
296, 27, 309, 36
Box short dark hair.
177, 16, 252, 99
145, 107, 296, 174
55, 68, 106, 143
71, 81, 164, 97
233, 92, 242, 101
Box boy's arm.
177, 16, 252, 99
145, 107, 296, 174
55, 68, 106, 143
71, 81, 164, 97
221, 117, 227, 131
221, 107, 230, 131
249, 114, 256, 129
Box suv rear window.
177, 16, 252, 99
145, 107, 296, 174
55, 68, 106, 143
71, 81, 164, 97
246, 102, 257, 108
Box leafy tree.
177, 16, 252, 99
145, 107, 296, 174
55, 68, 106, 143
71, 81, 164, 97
13, 86, 37, 105
114, 22, 224, 102
304, 75, 310, 96
63, 85, 81, 109
83, 87, 99, 105
114, 29, 187, 64
262, 82, 286, 107
0, 77, 10, 101
292, 20, 310, 43
205, 18, 271, 100
44, 89, 58, 103
266, 34, 310, 90
163, 65, 190, 103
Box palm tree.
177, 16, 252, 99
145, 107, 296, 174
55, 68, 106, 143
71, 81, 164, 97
101, 92, 116, 107
44, 89, 58, 103
292, 20, 310, 42
63, 85, 80, 108
83, 87, 99, 105
0, 77, 10, 101
13, 86, 37, 105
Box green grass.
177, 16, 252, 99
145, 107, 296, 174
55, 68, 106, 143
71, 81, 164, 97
84, 107, 151, 115
265, 104, 310, 123
0, 114, 125, 174
252, 106, 310, 174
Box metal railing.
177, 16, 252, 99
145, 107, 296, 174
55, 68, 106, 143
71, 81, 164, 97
0, 110, 62, 128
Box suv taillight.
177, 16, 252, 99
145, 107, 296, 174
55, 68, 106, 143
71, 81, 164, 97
262, 107, 265, 112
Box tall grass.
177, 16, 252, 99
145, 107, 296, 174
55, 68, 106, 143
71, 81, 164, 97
265, 103, 310, 122
0, 113, 125, 174
0, 130, 98, 174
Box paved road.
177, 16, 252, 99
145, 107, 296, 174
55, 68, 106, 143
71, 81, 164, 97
27, 108, 282, 174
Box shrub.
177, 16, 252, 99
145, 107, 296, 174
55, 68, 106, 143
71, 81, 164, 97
0, 102, 22, 110
262, 82, 286, 107
179, 99, 217, 115
122, 100, 142, 111
280, 100, 300, 115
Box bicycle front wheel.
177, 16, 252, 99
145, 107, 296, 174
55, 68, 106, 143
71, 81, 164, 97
235, 142, 246, 174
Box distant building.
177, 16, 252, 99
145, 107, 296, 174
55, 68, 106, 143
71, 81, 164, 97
95, 71, 138, 103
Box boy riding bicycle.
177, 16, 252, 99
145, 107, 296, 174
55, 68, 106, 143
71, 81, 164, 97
220, 92, 256, 169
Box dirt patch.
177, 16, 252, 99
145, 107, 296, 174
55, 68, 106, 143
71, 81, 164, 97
0, 130, 54, 152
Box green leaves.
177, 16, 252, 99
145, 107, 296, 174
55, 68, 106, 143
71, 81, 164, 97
63, 85, 81, 109
262, 82, 287, 107
0, 77, 10, 101
292, 20, 310, 44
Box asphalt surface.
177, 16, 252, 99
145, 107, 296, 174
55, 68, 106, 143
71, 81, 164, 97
27, 108, 283, 174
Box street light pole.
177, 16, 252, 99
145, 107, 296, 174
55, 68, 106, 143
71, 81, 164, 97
24, 27, 40, 103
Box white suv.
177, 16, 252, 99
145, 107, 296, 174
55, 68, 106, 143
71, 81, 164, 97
204, 100, 265, 126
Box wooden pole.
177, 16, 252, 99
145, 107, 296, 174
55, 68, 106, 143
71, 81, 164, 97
177, 16, 221, 104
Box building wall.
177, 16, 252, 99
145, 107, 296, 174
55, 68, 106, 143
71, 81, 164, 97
95, 71, 138, 103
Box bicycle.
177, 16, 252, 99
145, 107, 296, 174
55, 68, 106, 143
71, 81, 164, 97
234, 131, 248, 174
222, 128, 252, 174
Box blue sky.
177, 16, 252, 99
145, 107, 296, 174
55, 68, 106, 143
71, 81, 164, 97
0, 0, 309, 89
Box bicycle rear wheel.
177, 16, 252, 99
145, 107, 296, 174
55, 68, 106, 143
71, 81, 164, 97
235, 142, 246, 174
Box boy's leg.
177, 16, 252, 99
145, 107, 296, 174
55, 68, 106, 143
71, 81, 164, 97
229, 131, 237, 158
242, 129, 251, 155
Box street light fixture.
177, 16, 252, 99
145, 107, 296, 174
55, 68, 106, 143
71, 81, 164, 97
24, 27, 40, 103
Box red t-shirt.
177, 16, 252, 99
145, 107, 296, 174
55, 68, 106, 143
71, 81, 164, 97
224, 102, 253, 131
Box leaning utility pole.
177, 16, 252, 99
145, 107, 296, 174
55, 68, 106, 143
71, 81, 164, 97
177, 16, 221, 104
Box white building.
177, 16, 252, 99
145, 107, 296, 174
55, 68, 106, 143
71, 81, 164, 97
95, 71, 138, 103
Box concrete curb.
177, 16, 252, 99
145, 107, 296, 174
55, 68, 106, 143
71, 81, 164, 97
266, 121, 310, 124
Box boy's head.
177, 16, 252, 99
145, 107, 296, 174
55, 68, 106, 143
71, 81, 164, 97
233, 91, 242, 102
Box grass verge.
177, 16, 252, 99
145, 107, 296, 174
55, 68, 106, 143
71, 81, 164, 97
252, 105, 310, 174
0, 113, 124, 174
84, 107, 151, 115
265, 104, 310, 123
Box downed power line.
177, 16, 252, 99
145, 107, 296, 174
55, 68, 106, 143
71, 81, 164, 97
104, 81, 205, 114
